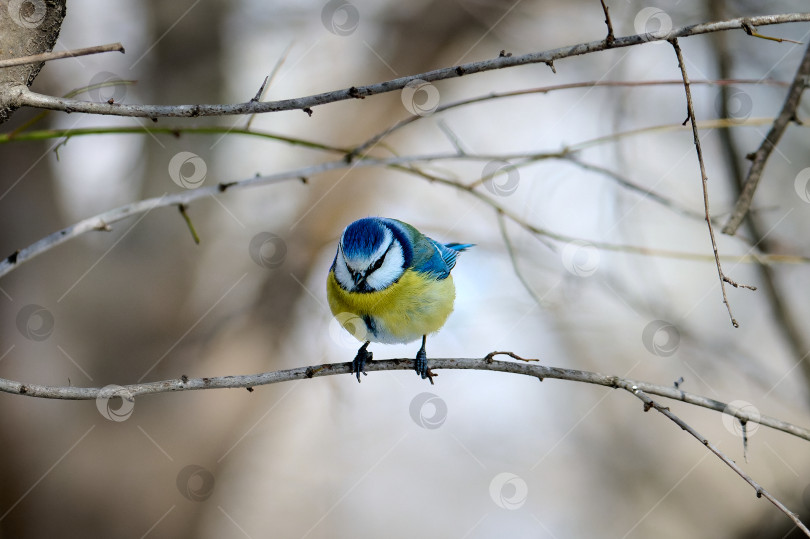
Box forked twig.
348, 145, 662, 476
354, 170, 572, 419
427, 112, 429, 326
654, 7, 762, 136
621, 383, 810, 537
599, 0, 615, 45
670, 38, 755, 328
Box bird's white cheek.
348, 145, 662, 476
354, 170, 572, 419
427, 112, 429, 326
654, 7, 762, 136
334, 255, 354, 290
366, 243, 404, 290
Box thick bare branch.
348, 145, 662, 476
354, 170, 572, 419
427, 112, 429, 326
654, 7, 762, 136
7, 13, 810, 119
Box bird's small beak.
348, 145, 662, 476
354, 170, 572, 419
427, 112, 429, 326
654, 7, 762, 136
352, 272, 365, 287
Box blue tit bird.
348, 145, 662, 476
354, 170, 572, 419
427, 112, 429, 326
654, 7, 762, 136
326, 217, 473, 383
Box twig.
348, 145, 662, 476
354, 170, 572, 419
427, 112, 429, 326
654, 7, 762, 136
670, 38, 755, 329
600, 0, 615, 45
496, 211, 546, 306
709, 6, 810, 396
620, 383, 810, 537
177, 204, 200, 244
483, 351, 537, 362
349, 79, 789, 158
741, 420, 750, 462
0, 43, 124, 69
3, 149, 810, 282
4, 351, 806, 529
9, 14, 810, 119
561, 156, 710, 222
722, 41, 810, 235
465, 154, 716, 228
0, 356, 807, 441
397, 164, 810, 264
1, 152, 560, 279
742, 20, 804, 44
6, 79, 138, 140
0, 125, 349, 153
250, 76, 269, 103
3, 104, 793, 154
437, 120, 468, 155
246, 40, 293, 129
568, 116, 804, 153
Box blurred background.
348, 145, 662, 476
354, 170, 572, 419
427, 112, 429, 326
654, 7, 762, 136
1, 0, 809, 537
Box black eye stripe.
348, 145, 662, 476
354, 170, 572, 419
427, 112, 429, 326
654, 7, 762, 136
371, 252, 386, 270
367, 241, 394, 275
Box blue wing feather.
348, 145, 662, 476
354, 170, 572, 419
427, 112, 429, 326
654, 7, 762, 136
381, 218, 472, 279
431, 241, 474, 274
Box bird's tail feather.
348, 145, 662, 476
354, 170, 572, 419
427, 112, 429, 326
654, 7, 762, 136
444, 242, 475, 252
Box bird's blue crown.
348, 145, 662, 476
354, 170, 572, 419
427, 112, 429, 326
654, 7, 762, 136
341, 217, 388, 259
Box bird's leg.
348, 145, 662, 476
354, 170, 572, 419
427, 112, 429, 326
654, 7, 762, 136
352, 341, 372, 383
415, 335, 428, 379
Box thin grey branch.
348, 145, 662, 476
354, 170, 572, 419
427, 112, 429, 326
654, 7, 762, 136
600, 0, 615, 45
722, 40, 810, 235
710, 8, 810, 400
562, 155, 709, 222
3, 147, 808, 283
1, 355, 808, 443
0, 151, 561, 279
6, 349, 806, 530
622, 384, 810, 537
8, 13, 810, 119
496, 211, 546, 306
670, 38, 755, 329
350, 79, 789, 158
0, 42, 124, 69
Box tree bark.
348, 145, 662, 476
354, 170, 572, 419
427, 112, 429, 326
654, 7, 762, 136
0, 0, 66, 123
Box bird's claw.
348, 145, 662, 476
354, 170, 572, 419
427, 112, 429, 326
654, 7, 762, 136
352, 342, 372, 383
415, 347, 428, 379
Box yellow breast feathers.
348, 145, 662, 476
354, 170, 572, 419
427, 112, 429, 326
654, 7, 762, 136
327, 269, 456, 344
